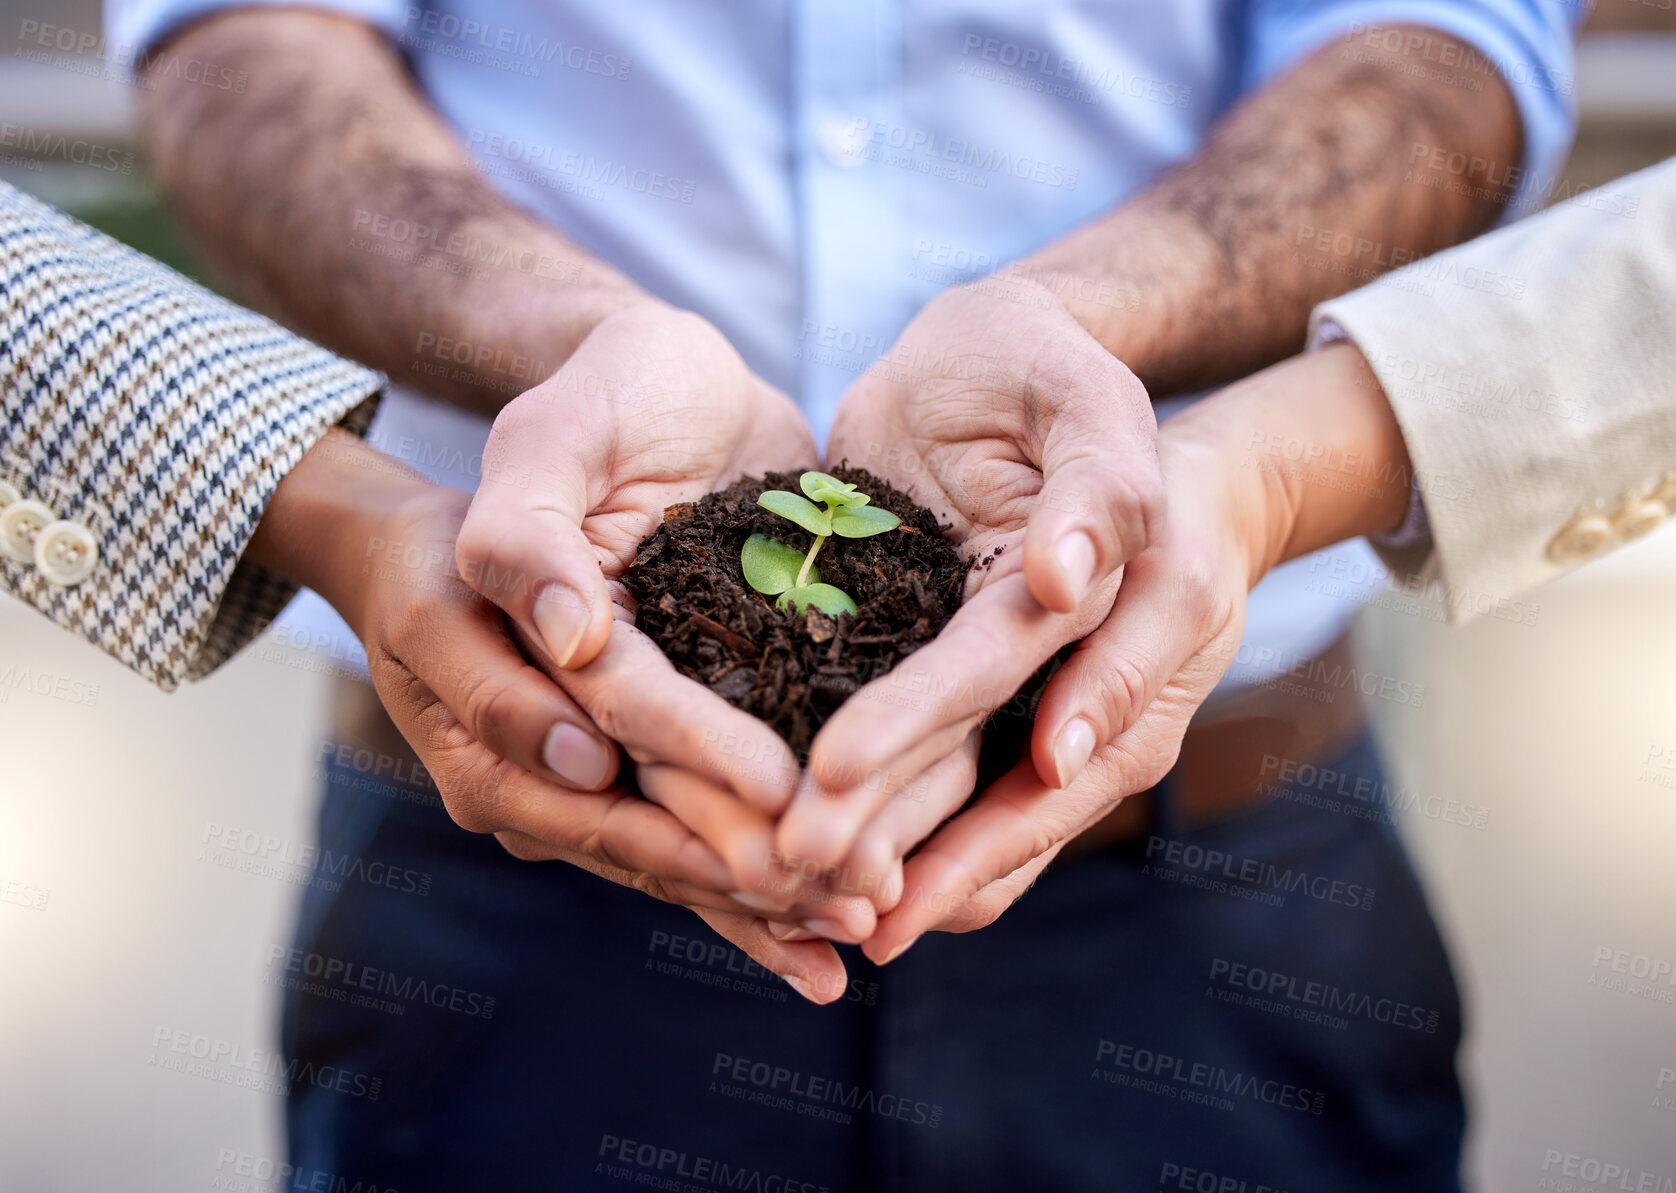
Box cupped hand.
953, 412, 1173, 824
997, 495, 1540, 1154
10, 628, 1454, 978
309, 470, 851, 1002
857, 403, 1283, 964
773, 276, 1164, 892
455, 303, 883, 987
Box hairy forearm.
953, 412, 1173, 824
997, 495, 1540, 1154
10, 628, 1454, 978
138, 10, 646, 414
1025, 25, 1521, 397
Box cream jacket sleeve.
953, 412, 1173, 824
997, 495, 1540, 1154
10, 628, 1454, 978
0, 181, 384, 689
1309, 158, 1676, 622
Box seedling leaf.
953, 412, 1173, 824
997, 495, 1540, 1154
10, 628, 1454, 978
758, 490, 831, 536
830, 505, 902, 538
810, 486, 870, 508
799, 471, 858, 501
741, 533, 811, 595
777, 583, 857, 617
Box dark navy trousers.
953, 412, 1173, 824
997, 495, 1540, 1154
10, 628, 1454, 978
281, 731, 1464, 1192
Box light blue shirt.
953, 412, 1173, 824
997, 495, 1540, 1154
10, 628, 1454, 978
114, 0, 1580, 689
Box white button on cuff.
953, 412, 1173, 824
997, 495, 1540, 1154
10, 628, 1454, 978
0, 479, 19, 508
34, 519, 98, 586
0, 498, 55, 564
817, 116, 870, 168
1545, 512, 1614, 564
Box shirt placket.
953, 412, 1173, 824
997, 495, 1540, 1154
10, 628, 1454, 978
791, 0, 908, 443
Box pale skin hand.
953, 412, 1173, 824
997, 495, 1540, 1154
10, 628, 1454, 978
766, 275, 1163, 903
859, 342, 1415, 963
250, 427, 857, 1004
456, 302, 891, 988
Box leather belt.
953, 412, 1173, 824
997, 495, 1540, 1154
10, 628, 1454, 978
332, 630, 1366, 845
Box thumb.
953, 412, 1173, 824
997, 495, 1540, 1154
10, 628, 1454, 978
1022, 362, 1163, 614
456, 395, 614, 671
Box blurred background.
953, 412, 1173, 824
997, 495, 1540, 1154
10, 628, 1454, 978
2, 2, 1674, 1190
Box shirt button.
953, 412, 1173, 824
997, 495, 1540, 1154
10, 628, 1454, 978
0, 479, 19, 508
1545, 512, 1614, 563
34, 519, 99, 586
817, 116, 870, 169
0, 498, 55, 564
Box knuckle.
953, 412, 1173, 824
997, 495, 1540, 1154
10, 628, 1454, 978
1100, 463, 1165, 558
453, 516, 495, 576
433, 753, 513, 835
632, 873, 677, 905
459, 668, 517, 746
1089, 649, 1150, 737
445, 790, 499, 835
493, 830, 545, 862
388, 589, 446, 658
1164, 546, 1238, 638
576, 821, 631, 875
1173, 546, 1221, 605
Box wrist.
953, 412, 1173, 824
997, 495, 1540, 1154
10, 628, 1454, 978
1014, 202, 1213, 385
1159, 412, 1292, 592
1162, 343, 1412, 581
246, 429, 443, 637
418, 218, 656, 408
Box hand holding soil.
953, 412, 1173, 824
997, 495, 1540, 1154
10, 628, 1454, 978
456, 303, 878, 999
772, 276, 1166, 907
456, 281, 1175, 998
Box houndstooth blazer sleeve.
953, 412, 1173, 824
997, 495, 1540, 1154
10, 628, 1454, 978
0, 180, 384, 690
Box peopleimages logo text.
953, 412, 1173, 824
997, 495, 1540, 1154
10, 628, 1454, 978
1093, 1040, 1326, 1115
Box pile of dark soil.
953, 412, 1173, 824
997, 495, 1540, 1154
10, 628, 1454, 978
622, 467, 968, 755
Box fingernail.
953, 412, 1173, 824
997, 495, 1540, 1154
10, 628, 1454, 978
1051, 716, 1097, 788
1054, 530, 1097, 605
543, 722, 613, 789
769, 922, 820, 941
730, 890, 793, 914
533, 582, 590, 667
804, 918, 859, 944
880, 935, 921, 965
784, 974, 820, 1003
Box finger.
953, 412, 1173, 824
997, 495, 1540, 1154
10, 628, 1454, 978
860, 755, 1116, 956
455, 389, 614, 671
776, 718, 970, 873
641, 763, 881, 942
636, 762, 782, 903
414, 725, 743, 893
692, 909, 849, 1005
549, 620, 800, 813
492, 826, 808, 920
390, 593, 620, 791
784, 569, 1109, 868
834, 734, 980, 904
1022, 353, 1163, 613
863, 841, 1063, 966
1033, 555, 1179, 790
1030, 548, 1228, 790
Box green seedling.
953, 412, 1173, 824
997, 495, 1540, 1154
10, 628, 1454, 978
741, 471, 901, 617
